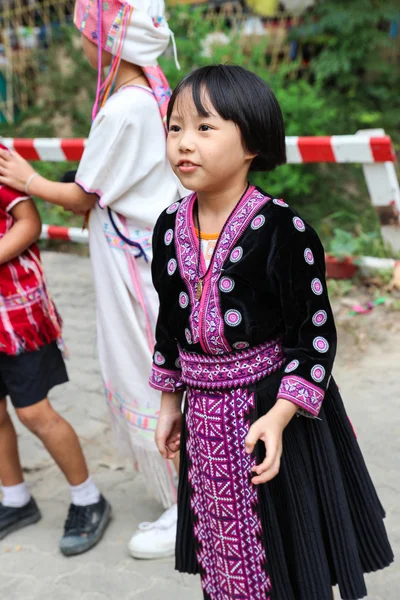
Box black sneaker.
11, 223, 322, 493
59, 494, 111, 556
0, 497, 41, 540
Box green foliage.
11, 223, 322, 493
2, 4, 399, 255
326, 228, 388, 260
1, 27, 96, 139
327, 278, 355, 299
291, 0, 400, 144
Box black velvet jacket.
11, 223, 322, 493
149, 185, 337, 417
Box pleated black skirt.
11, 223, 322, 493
176, 372, 393, 600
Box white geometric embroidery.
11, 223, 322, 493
167, 258, 177, 276
304, 248, 314, 265
311, 278, 323, 295
185, 328, 192, 344
230, 247, 243, 263
312, 310, 327, 327
179, 292, 189, 308
273, 199, 289, 208
164, 229, 174, 246
233, 341, 249, 350
313, 336, 329, 353
311, 365, 325, 383
251, 215, 265, 230
219, 277, 235, 293
285, 359, 299, 373
224, 309, 242, 327
154, 351, 165, 366
166, 202, 179, 214
293, 217, 305, 232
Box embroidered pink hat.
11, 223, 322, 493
74, 0, 178, 125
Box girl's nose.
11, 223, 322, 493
178, 132, 195, 153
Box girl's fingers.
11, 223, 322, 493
251, 460, 280, 484
155, 433, 168, 457
251, 452, 276, 476
166, 438, 180, 451
245, 421, 262, 454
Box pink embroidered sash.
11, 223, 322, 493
179, 339, 285, 390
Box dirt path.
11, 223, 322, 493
0, 252, 398, 600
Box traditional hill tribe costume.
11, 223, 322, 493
73, 0, 184, 554
0, 156, 110, 556
0, 170, 63, 358
150, 185, 393, 599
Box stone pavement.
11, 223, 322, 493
0, 252, 398, 600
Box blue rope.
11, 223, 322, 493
107, 208, 149, 262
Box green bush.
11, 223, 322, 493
2, 5, 399, 256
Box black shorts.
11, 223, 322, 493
0, 341, 69, 409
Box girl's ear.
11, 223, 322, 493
245, 151, 258, 163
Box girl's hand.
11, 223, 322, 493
0, 149, 36, 193
155, 405, 183, 460
245, 398, 298, 485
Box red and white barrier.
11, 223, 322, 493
1, 138, 87, 162
1, 135, 396, 164
41, 224, 89, 244
1, 131, 399, 251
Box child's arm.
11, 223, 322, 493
245, 398, 298, 485
155, 391, 184, 460
245, 210, 337, 485
0, 149, 97, 212
0, 198, 42, 265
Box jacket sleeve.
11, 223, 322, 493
271, 218, 336, 417
149, 213, 184, 393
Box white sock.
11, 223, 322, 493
70, 476, 101, 507
2, 482, 31, 508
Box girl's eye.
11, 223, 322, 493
169, 125, 180, 133
199, 124, 212, 132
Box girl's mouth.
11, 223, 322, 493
177, 161, 200, 174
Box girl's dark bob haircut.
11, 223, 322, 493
166, 65, 286, 172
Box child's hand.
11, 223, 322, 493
0, 149, 36, 193
155, 407, 183, 460
245, 398, 298, 485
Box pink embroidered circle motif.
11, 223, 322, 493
167, 259, 177, 276
230, 247, 243, 263
251, 215, 265, 230
219, 276, 235, 293
311, 278, 323, 295
313, 336, 329, 353
185, 328, 192, 344
293, 217, 305, 232
273, 199, 289, 208
224, 310, 242, 327
164, 229, 173, 246
179, 292, 189, 309
311, 365, 325, 383
154, 351, 165, 366
304, 248, 314, 265
285, 359, 299, 373
312, 310, 327, 327
166, 202, 179, 214
233, 341, 249, 350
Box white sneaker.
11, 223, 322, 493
128, 504, 177, 559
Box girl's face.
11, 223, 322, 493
82, 34, 112, 70
167, 87, 256, 194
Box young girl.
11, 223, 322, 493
150, 65, 393, 599
0, 0, 184, 558
0, 156, 110, 555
